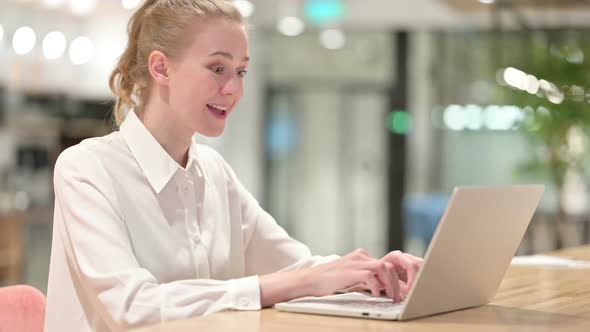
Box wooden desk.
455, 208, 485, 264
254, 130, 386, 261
133, 246, 590, 332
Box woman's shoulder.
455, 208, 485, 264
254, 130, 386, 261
55, 131, 126, 173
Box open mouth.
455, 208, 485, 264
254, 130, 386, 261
207, 104, 228, 116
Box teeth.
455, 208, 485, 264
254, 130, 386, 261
208, 104, 228, 111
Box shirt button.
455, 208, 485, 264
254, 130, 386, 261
239, 298, 251, 308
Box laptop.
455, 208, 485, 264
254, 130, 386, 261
275, 185, 545, 321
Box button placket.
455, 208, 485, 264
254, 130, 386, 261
195, 176, 206, 232
196, 188, 209, 275
194, 242, 210, 278
177, 172, 200, 240
179, 169, 208, 277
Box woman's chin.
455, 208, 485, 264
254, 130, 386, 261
195, 126, 225, 138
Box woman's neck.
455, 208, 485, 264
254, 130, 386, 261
139, 102, 193, 168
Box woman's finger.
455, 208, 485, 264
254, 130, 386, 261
397, 254, 420, 290
389, 263, 402, 302
344, 270, 380, 296
383, 251, 421, 291
373, 263, 392, 298
375, 262, 401, 301
399, 280, 410, 294
363, 273, 382, 297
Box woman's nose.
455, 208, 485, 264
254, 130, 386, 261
221, 77, 242, 96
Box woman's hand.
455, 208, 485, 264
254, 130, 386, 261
380, 250, 424, 294
300, 249, 403, 302
259, 249, 423, 307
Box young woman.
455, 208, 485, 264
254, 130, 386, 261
44, 1, 423, 331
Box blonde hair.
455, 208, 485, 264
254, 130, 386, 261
109, 0, 245, 126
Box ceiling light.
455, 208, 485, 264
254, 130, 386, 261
43, 31, 67, 60
319, 29, 346, 50
69, 36, 94, 65
13, 26, 36, 55
277, 17, 305, 37
69, 0, 96, 16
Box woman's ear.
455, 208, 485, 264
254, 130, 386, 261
148, 50, 170, 86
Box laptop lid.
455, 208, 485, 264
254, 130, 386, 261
399, 185, 544, 320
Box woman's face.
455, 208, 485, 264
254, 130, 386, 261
167, 18, 249, 137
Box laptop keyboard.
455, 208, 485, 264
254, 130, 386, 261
283, 292, 406, 314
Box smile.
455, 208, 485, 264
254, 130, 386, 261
207, 104, 229, 119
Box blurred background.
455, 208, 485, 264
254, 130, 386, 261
1, 0, 590, 294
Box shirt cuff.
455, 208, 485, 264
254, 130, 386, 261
228, 275, 261, 311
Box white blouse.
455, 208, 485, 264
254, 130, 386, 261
45, 110, 337, 332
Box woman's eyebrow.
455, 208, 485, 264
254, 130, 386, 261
208, 51, 250, 62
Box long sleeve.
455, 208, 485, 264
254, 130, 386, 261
244, 206, 340, 275
213, 151, 339, 276
52, 147, 260, 331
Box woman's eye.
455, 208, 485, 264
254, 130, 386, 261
238, 69, 248, 77
211, 66, 224, 74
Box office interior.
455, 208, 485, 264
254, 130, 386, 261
0, 0, 589, 295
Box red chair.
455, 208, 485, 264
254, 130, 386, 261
0, 285, 46, 332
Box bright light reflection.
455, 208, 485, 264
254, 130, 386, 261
70, 0, 96, 16
320, 29, 346, 50
122, 0, 141, 10
443, 104, 525, 131
13, 26, 36, 55
69, 36, 94, 65
277, 17, 305, 37
43, 31, 67, 60
443, 105, 466, 131
503, 67, 527, 90
233, 0, 254, 17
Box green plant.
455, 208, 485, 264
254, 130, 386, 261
501, 38, 590, 249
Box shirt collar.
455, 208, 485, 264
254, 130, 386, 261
120, 110, 206, 193
187, 138, 209, 183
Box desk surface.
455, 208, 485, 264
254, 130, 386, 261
133, 246, 590, 332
